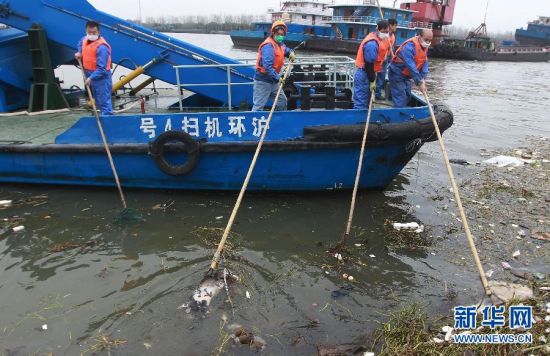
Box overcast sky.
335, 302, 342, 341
89, 0, 550, 33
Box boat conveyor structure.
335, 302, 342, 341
0, 0, 256, 112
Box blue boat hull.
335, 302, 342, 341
0, 104, 453, 191
0, 144, 412, 191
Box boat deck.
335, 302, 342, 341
0, 112, 80, 145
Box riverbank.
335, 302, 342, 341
366, 137, 550, 355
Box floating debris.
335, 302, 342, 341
449, 159, 474, 166
0, 200, 12, 207
392, 222, 422, 231
228, 324, 266, 351
48, 242, 82, 253
483, 155, 530, 167
12, 225, 25, 233
41, 324, 48, 331
151, 199, 175, 212
317, 344, 366, 356
531, 231, 550, 242
512, 250, 521, 258
487, 281, 533, 303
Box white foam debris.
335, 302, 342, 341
392, 222, 420, 231
12, 226, 25, 233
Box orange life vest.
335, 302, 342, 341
355, 32, 390, 73
391, 36, 428, 78
82, 37, 112, 71
389, 33, 396, 49
256, 37, 285, 74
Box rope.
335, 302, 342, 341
208, 62, 294, 274
422, 90, 492, 298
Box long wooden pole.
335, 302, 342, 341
208, 63, 293, 275
331, 84, 376, 253
421, 90, 492, 297
78, 59, 127, 209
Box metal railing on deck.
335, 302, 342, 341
173, 56, 356, 111
323, 16, 433, 29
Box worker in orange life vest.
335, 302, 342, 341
388, 29, 432, 107
252, 21, 296, 111
353, 20, 391, 109
75, 21, 113, 115
375, 18, 398, 100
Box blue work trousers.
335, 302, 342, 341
375, 64, 388, 99
388, 69, 412, 108
353, 69, 372, 110
86, 71, 113, 115
251, 80, 287, 111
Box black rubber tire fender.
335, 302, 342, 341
149, 130, 200, 176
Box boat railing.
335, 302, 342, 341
326, 16, 379, 24
276, 7, 332, 16
325, 16, 432, 29
497, 46, 549, 53
173, 56, 356, 111
410, 21, 433, 30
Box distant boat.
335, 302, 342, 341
515, 16, 550, 47
230, 0, 423, 54
430, 23, 550, 62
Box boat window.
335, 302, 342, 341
302, 15, 307, 19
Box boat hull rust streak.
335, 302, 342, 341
0, 104, 453, 191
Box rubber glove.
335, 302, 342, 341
289, 51, 297, 62
369, 81, 376, 92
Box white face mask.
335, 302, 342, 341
87, 34, 99, 41
378, 32, 389, 40
420, 39, 431, 48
